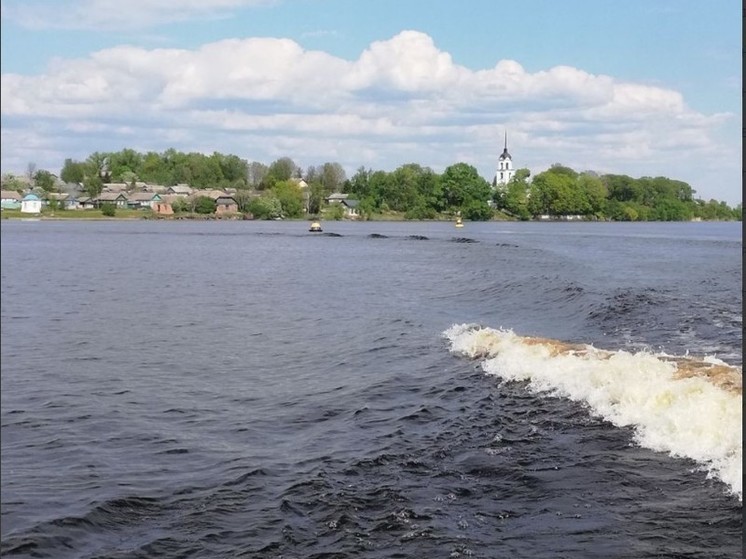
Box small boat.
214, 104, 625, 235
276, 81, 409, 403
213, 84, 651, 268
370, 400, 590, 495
309, 221, 323, 232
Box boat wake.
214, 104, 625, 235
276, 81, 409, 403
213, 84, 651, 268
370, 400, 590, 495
443, 323, 743, 501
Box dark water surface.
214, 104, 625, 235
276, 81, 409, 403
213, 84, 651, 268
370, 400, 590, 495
1, 220, 742, 558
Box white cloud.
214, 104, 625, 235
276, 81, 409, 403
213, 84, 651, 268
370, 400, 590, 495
0, 30, 740, 204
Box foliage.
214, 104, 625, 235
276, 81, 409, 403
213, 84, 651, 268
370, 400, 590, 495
101, 203, 116, 217
326, 203, 345, 220
31, 147, 742, 222
1, 173, 27, 191
248, 194, 283, 219
171, 197, 190, 214
193, 196, 217, 214
60, 159, 86, 183
83, 175, 103, 198
271, 180, 304, 218
33, 170, 57, 192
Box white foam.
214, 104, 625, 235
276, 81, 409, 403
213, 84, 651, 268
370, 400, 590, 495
443, 324, 743, 501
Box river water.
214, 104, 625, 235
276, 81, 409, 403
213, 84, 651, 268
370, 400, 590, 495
1, 219, 742, 558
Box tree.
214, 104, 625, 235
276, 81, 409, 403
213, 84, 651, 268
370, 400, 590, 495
86, 152, 111, 183
248, 194, 282, 219
265, 157, 297, 185
1, 173, 26, 192
496, 168, 531, 218
440, 162, 491, 211
193, 196, 217, 214
271, 180, 304, 218
307, 181, 325, 215
319, 162, 346, 193
60, 159, 86, 184
576, 172, 608, 216
83, 175, 103, 198
33, 170, 57, 192
101, 203, 116, 217
233, 190, 256, 213
247, 161, 269, 188
109, 148, 143, 182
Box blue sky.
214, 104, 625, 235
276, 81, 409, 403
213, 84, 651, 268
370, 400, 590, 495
1, 0, 741, 204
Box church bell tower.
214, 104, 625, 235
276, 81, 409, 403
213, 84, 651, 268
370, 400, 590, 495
494, 131, 514, 187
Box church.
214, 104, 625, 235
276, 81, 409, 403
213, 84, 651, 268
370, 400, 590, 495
493, 131, 515, 188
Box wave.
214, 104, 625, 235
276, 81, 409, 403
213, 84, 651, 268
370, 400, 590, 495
443, 323, 742, 501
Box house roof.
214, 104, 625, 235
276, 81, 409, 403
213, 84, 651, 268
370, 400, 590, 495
215, 195, 237, 206
191, 189, 228, 200
128, 192, 160, 202
1, 190, 22, 200
103, 182, 129, 192
22, 193, 41, 201
168, 185, 193, 194
96, 192, 128, 201
46, 192, 69, 200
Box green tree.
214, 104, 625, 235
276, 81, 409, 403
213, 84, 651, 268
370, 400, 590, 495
248, 194, 282, 219
441, 162, 491, 211
193, 195, 217, 214
33, 170, 57, 192
101, 203, 116, 217
271, 180, 304, 218
60, 159, 86, 184
307, 181, 325, 215
83, 175, 103, 198
319, 162, 346, 193
109, 148, 143, 182
264, 157, 297, 187
326, 203, 345, 220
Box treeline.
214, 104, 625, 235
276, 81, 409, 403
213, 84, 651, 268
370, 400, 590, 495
2, 148, 741, 221
495, 165, 740, 221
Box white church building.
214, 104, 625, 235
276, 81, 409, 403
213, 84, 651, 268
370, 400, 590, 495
493, 131, 515, 187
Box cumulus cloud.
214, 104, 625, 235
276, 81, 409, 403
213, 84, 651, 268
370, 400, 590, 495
0, 30, 739, 203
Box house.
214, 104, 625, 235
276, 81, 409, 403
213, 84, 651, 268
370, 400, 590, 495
43, 192, 69, 207
140, 183, 167, 193
189, 190, 239, 214
339, 198, 360, 218
20, 193, 42, 213
62, 194, 82, 210
325, 192, 359, 218
1, 190, 22, 210
127, 192, 162, 210
325, 192, 348, 204
166, 184, 192, 196
153, 194, 176, 215
102, 182, 129, 193
215, 194, 239, 214
94, 192, 128, 208
77, 196, 95, 209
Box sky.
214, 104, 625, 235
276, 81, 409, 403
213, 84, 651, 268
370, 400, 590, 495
0, 0, 742, 205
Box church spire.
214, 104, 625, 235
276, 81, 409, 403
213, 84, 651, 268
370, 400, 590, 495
499, 129, 511, 160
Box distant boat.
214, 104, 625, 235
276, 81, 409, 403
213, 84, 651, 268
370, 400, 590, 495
309, 221, 323, 232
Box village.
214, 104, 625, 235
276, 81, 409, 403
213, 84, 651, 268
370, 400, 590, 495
0, 178, 361, 219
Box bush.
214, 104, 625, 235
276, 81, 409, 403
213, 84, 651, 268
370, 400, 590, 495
101, 203, 116, 217
193, 196, 217, 214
